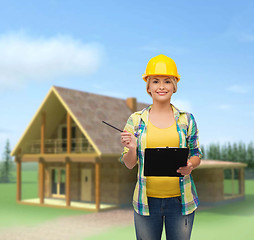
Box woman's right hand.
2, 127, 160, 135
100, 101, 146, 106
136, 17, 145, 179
121, 130, 137, 150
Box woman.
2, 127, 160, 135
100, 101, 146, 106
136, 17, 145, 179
119, 54, 203, 240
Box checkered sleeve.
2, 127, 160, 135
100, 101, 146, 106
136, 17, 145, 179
187, 113, 203, 159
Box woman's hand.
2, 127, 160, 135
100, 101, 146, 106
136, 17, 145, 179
121, 130, 137, 150
177, 161, 193, 176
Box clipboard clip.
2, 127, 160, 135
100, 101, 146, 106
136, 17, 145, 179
164, 146, 178, 151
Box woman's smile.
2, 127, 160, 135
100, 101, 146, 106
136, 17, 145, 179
157, 91, 168, 96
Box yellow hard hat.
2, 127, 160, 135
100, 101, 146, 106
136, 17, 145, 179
142, 54, 181, 82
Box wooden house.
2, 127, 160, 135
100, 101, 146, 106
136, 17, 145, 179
11, 86, 147, 211
192, 160, 247, 206
11, 86, 247, 211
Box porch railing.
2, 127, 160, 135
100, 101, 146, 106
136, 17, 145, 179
25, 138, 95, 154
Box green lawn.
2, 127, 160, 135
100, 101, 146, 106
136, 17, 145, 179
84, 180, 254, 240
0, 167, 89, 229
1, 166, 254, 240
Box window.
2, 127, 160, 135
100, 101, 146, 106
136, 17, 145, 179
60, 126, 76, 152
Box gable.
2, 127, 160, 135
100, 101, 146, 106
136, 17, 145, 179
53, 86, 150, 155
11, 87, 99, 156
11, 86, 150, 156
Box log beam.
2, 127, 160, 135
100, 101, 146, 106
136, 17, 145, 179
66, 158, 71, 206
239, 168, 245, 195
67, 112, 71, 154
39, 158, 45, 204
41, 112, 46, 154
16, 157, 21, 201
95, 163, 100, 211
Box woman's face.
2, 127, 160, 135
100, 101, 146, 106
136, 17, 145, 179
147, 75, 175, 102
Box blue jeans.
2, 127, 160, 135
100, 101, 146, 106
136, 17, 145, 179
134, 196, 195, 240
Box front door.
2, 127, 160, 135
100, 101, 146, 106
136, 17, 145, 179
51, 168, 66, 198
81, 169, 92, 201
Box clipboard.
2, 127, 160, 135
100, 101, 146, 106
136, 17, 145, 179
144, 147, 189, 177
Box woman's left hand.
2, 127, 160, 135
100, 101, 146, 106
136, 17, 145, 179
177, 161, 193, 176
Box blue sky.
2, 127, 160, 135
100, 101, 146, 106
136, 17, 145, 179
0, 0, 254, 157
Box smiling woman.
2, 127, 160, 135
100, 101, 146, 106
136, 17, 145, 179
146, 75, 178, 96
120, 54, 203, 240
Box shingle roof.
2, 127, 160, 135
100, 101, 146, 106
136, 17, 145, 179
53, 86, 149, 155
198, 160, 247, 168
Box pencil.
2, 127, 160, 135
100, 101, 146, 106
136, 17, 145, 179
102, 121, 123, 132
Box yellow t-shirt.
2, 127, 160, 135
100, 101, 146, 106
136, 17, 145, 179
146, 119, 181, 198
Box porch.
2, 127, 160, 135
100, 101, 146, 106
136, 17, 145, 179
16, 155, 103, 212
20, 198, 117, 211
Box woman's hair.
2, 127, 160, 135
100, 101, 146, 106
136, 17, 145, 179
146, 76, 178, 97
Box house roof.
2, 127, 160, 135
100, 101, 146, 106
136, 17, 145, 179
11, 86, 249, 168
197, 160, 247, 169
11, 85, 150, 156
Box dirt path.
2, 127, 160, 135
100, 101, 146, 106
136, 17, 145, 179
0, 209, 134, 240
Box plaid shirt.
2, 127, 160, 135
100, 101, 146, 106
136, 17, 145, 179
119, 104, 203, 216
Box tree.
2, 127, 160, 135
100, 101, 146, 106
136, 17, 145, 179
238, 141, 246, 163
246, 142, 254, 169
227, 142, 234, 162
207, 143, 220, 160
204, 141, 254, 170
207, 144, 214, 159
215, 143, 221, 160
200, 145, 206, 159
221, 144, 228, 161
0, 139, 13, 183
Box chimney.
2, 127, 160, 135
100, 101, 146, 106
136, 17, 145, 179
126, 97, 137, 113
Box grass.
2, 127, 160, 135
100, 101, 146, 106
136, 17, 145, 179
0, 165, 90, 229
1, 165, 254, 240
83, 180, 254, 240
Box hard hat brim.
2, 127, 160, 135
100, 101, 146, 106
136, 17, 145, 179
142, 74, 180, 82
